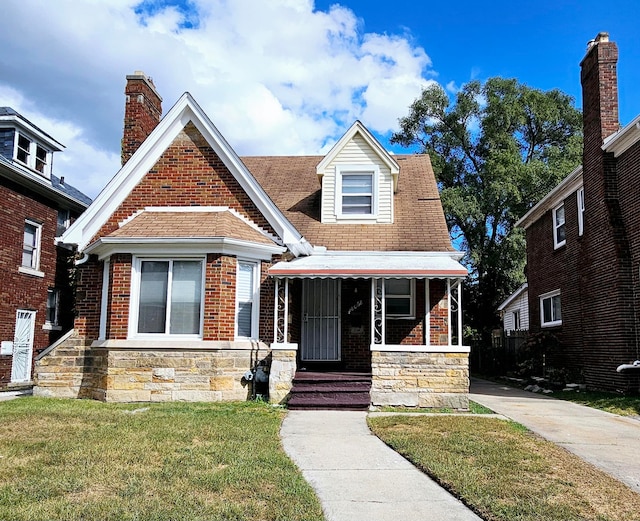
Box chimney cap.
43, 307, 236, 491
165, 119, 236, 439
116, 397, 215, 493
587, 31, 610, 50
125, 70, 162, 102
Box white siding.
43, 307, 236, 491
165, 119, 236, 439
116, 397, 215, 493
502, 290, 529, 332
320, 134, 394, 224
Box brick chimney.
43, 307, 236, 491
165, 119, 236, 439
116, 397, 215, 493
122, 71, 162, 165
580, 32, 619, 152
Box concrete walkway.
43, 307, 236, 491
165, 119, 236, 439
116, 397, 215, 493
470, 377, 640, 493
281, 410, 482, 521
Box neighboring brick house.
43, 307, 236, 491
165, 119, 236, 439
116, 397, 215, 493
34, 72, 469, 408
517, 32, 640, 391
0, 108, 91, 389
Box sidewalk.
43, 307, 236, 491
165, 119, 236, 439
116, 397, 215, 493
470, 377, 640, 493
280, 410, 482, 521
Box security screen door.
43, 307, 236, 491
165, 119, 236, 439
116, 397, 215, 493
11, 310, 36, 382
301, 279, 340, 361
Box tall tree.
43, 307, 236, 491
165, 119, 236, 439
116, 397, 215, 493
392, 78, 582, 343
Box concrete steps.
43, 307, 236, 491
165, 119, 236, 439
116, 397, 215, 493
288, 371, 372, 410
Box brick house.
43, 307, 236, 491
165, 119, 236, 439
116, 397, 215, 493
517, 32, 640, 392
0, 108, 91, 389
34, 72, 469, 408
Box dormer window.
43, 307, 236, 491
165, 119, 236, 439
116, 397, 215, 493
336, 165, 379, 218
14, 132, 51, 177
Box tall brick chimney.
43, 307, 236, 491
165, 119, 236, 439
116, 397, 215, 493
580, 32, 619, 155
122, 71, 162, 165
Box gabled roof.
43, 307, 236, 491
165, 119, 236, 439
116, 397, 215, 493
316, 120, 400, 191
242, 154, 454, 252
497, 283, 528, 312
515, 166, 583, 229
61, 93, 312, 256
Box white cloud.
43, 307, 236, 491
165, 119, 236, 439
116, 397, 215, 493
0, 0, 438, 198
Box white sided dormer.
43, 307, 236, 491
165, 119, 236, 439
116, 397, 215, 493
317, 121, 399, 224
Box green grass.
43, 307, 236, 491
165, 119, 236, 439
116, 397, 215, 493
0, 398, 323, 521
369, 415, 640, 521
553, 390, 640, 417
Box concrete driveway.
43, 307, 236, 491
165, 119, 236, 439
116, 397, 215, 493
470, 377, 640, 493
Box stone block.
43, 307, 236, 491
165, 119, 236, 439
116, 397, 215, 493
152, 368, 175, 381
371, 391, 419, 407
106, 390, 151, 402
418, 393, 469, 409
210, 376, 235, 391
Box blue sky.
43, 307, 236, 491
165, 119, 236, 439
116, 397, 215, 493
1, 0, 638, 198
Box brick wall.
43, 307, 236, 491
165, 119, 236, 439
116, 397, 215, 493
95, 123, 276, 244
0, 178, 61, 387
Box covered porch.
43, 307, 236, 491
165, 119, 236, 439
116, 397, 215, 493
268, 252, 470, 408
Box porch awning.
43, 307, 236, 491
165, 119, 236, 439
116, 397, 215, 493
269, 252, 468, 279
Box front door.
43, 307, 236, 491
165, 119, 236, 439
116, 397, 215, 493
11, 310, 36, 383
301, 279, 340, 361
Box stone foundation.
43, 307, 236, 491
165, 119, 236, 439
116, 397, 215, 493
34, 331, 297, 403
370, 350, 470, 409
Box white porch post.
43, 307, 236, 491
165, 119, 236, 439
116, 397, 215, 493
447, 279, 452, 346
273, 277, 289, 344
371, 278, 385, 345
425, 278, 430, 347
457, 278, 463, 347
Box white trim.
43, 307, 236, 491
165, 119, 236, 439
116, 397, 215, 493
128, 256, 206, 339
552, 202, 566, 249
18, 266, 44, 278
99, 259, 110, 340
85, 237, 284, 261
498, 283, 528, 312
425, 279, 430, 347
602, 114, 640, 157
370, 344, 471, 353
335, 165, 379, 219
577, 187, 585, 237
235, 259, 260, 340
269, 342, 298, 351
61, 93, 312, 256
317, 121, 400, 191
540, 289, 562, 328
447, 279, 452, 346
516, 166, 583, 229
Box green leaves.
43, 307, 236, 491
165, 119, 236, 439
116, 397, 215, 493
392, 77, 582, 338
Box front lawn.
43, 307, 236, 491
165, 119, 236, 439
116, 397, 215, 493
554, 389, 640, 417
0, 398, 323, 521
369, 415, 640, 521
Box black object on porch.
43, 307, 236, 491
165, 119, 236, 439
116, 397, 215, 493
287, 371, 372, 410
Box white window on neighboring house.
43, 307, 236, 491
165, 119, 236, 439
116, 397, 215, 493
132, 258, 204, 337
336, 165, 378, 218
385, 279, 415, 319
16, 134, 31, 165
512, 310, 521, 330
44, 288, 61, 329
577, 187, 585, 236
21, 220, 42, 271
540, 290, 562, 327
236, 261, 260, 339
553, 203, 566, 249
14, 133, 51, 176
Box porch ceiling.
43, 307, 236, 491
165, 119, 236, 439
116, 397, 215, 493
269, 252, 468, 279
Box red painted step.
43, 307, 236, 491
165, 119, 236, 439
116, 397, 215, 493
287, 371, 372, 410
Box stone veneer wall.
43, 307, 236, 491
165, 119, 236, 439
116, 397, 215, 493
370, 351, 469, 409
34, 331, 297, 404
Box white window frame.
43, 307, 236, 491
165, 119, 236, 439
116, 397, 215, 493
128, 256, 205, 339
43, 288, 61, 330
552, 202, 566, 249
235, 260, 260, 340
335, 165, 379, 219
56, 209, 71, 236
540, 289, 562, 328
577, 187, 585, 237
13, 132, 51, 177
384, 278, 415, 319
513, 309, 521, 330
19, 219, 44, 277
